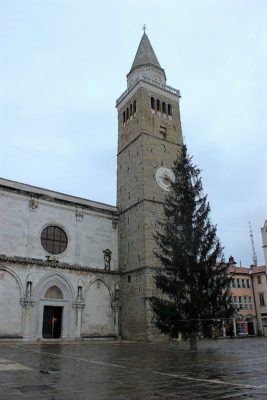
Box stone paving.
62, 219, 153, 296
0, 338, 267, 399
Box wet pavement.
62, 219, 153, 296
0, 338, 267, 399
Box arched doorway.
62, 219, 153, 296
42, 286, 63, 339
34, 273, 74, 340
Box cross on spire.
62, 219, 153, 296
142, 24, 146, 33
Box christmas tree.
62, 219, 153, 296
151, 145, 234, 350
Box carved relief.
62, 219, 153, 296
75, 208, 84, 221
29, 198, 38, 210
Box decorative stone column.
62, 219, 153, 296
73, 301, 85, 339
20, 273, 35, 339
20, 298, 35, 340
112, 300, 121, 339
112, 283, 121, 339
73, 279, 85, 339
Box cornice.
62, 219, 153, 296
0, 255, 120, 275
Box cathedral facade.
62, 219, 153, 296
0, 33, 182, 340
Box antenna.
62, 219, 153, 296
249, 222, 258, 266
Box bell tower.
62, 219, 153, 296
116, 32, 183, 340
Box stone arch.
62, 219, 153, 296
0, 266, 23, 337
82, 278, 115, 337
84, 277, 113, 299
34, 272, 75, 340
44, 285, 63, 299
0, 266, 23, 296
33, 272, 74, 302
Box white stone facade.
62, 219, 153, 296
0, 179, 120, 340
0, 179, 118, 268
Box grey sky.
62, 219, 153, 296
1, 0, 266, 266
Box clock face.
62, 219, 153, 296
155, 167, 175, 191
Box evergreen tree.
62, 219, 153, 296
151, 145, 234, 350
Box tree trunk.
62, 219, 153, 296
190, 333, 197, 351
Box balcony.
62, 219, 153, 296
116, 76, 180, 106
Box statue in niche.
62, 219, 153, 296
77, 279, 83, 301
115, 283, 120, 301
26, 273, 33, 298
103, 249, 112, 270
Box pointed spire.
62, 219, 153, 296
130, 32, 161, 72
127, 32, 166, 88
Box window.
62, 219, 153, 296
237, 278, 240, 288
128, 275, 131, 283
233, 296, 238, 307
247, 279, 250, 288
151, 97, 155, 110
162, 102, 166, 114
242, 279, 245, 288
243, 296, 248, 309
156, 99, 161, 111
130, 103, 133, 117
160, 125, 167, 137
259, 293, 265, 307
168, 104, 172, 116
123, 111, 126, 124
232, 279, 236, 288
237, 296, 243, 309
41, 225, 68, 254
126, 107, 129, 120
257, 275, 262, 284
133, 100, 136, 114
248, 297, 253, 309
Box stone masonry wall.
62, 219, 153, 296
117, 82, 183, 339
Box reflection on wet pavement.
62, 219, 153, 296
0, 338, 267, 399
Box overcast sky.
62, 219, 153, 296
1, 0, 266, 266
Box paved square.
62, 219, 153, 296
0, 358, 32, 372
0, 338, 267, 399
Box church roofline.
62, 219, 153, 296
0, 177, 118, 216
0, 254, 120, 274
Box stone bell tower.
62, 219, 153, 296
116, 31, 183, 340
